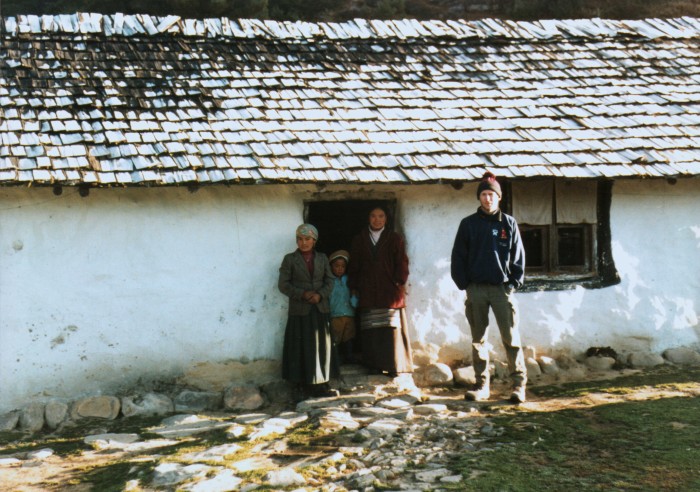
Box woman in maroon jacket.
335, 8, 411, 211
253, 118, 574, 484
348, 205, 413, 376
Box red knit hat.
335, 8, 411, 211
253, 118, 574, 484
476, 171, 502, 198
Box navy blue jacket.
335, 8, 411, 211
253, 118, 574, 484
451, 207, 525, 290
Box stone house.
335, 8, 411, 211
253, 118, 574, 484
0, 14, 699, 412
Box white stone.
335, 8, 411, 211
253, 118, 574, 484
585, 356, 616, 371
44, 401, 68, 429
493, 360, 509, 379
264, 467, 306, 487
183, 443, 242, 462
123, 439, 180, 452
387, 407, 414, 421
440, 474, 463, 483
182, 469, 242, 491
152, 463, 213, 487
525, 357, 542, 378
413, 403, 447, 415
453, 366, 476, 387
19, 403, 45, 432
150, 415, 232, 438
173, 390, 222, 412
663, 347, 700, 366
538, 356, 560, 375
276, 411, 309, 425
0, 411, 19, 431
319, 411, 360, 431
223, 385, 265, 411
0, 457, 21, 465
338, 446, 365, 456
296, 393, 375, 413
71, 396, 120, 420
121, 392, 174, 417
627, 351, 665, 368
26, 448, 53, 460
415, 468, 451, 482
226, 423, 249, 439
319, 451, 345, 464
366, 418, 405, 435
84, 433, 140, 450
422, 363, 454, 386
234, 413, 270, 425
248, 422, 288, 440
377, 398, 411, 409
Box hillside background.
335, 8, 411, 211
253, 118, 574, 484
3, 0, 700, 21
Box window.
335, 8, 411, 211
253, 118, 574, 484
509, 179, 618, 290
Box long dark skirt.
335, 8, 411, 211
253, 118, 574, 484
282, 306, 338, 385
360, 308, 413, 373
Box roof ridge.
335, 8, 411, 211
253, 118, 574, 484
2, 13, 700, 41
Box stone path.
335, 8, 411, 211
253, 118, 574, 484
0, 369, 523, 491
4, 346, 700, 491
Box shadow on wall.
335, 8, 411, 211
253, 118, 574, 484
524, 240, 699, 355
408, 257, 471, 358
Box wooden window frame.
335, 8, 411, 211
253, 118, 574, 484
503, 179, 618, 291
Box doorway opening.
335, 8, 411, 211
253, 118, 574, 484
305, 198, 397, 366
305, 199, 397, 257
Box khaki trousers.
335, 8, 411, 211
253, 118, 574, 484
465, 283, 527, 389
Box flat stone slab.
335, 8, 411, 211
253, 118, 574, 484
84, 433, 140, 450
181, 469, 243, 491
296, 393, 376, 412
366, 418, 405, 435
150, 415, 232, 438
0, 457, 22, 466
415, 468, 452, 482
413, 403, 448, 415
319, 411, 361, 431
233, 413, 270, 425
182, 443, 243, 462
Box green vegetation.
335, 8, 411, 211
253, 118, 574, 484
2, 0, 700, 20
448, 367, 700, 491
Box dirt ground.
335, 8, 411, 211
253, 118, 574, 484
2, 368, 699, 491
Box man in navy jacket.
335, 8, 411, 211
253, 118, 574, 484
451, 172, 527, 403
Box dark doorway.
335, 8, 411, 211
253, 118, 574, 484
305, 199, 396, 256
305, 198, 397, 365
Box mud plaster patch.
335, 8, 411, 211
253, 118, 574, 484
50, 325, 78, 349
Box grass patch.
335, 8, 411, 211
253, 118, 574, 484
532, 366, 700, 399
448, 367, 700, 491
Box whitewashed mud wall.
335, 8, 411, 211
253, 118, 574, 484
0, 185, 304, 413
1, 179, 698, 412
401, 179, 700, 359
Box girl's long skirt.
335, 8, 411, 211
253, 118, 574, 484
360, 307, 413, 373
282, 306, 338, 385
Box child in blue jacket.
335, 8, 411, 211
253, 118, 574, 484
329, 250, 358, 363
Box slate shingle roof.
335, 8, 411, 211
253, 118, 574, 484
1, 13, 700, 186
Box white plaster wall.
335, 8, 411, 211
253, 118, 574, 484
0, 185, 306, 412
399, 179, 700, 360
1, 179, 699, 411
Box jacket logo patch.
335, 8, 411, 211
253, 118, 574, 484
500, 228, 508, 239
492, 229, 498, 236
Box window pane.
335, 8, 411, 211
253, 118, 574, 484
558, 227, 585, 266
521, 227, 545, 268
